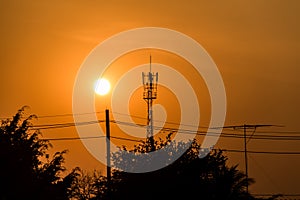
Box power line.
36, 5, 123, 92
256, 130, 300, 134
112, 120, 300, 140
110, 136, 144, 142
4, 110, 300, 134
223, 149, 300, 155
38, 111, 104, 118
29, 119, 300, 141
43, 137, 300, 155
7, 112, 299, 158
45, 136, 105, 141
44, 136, 143, 142
0, 111, 106, 120
31, 120, 105, 130
112, 111, 209, 129
42, 135, 300, 155
3, 110, 300, 134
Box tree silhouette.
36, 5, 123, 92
0, 107, 281, 200
0, 106, 77, 200
95, 135, 270, 200
67, 167, 107, 200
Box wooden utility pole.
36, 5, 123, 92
243, 124, 249, 193
105, 109, 111, 198
223, 124, 277, 194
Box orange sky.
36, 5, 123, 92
1, 0, 300, 195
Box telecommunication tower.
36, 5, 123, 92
142, 56, 158, 142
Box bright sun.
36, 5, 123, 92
95, 78, 111, 95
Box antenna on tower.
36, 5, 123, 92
150, 54, 152, 72
142, 55, 158, 150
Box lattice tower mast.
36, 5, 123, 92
142, 56, 158, 139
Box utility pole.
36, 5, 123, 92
223, 124, 277, 194
243, 124, 249, 194
105, 109, 111, 198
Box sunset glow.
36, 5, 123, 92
1, 0, 300, 197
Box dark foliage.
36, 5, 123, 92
96, 135, 279, 200
67, 167, 108, 200
0, 107, 77, 200
0, 107, 280, 200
